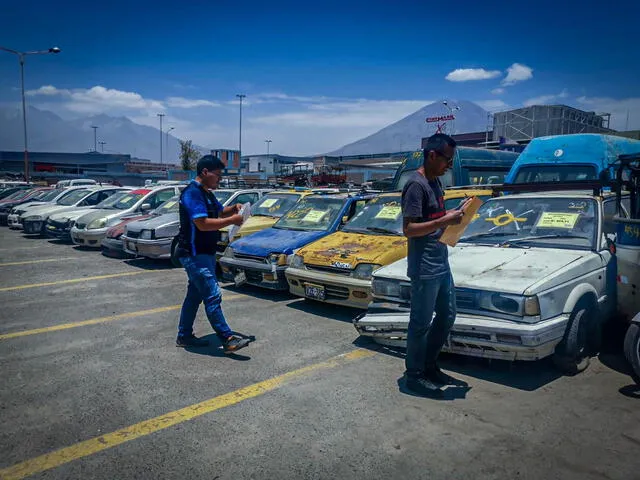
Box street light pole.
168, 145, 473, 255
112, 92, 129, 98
99, 141, 106, 153
236, 94, 246, 160
91, 125, 98, 152
1, 46, 61, 182
265, 139, 272, 167
157, 113, 165, 165
166, 127, 175, 165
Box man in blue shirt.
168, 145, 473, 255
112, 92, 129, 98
401, 134, 470, 396
175, 155, 250, 353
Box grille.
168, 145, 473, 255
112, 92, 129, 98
325, 284, 350, 300
48, 219, 68, 229
455, 288, 479, 310
126, 230, 140, 239
235, 253, 266, 263
246, 270, 264, 283
305, 264, 352, 276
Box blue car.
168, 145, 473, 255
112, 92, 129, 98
219, 192, 376, 290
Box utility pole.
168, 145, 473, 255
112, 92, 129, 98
91, 125, 98, 152
99, 141, 106, 153
157, 113, 165, 165
236, 94, 246, 160
166, 126, 175, 165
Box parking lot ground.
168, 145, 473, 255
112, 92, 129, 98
0, 227, 639, 480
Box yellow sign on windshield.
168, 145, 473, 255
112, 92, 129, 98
162, 201, 176, 210
119, 195, 133, 204
302, 210, 328, 223
536, 212, 579, 229
375, 205, 401, 221
261, 198, 278, 208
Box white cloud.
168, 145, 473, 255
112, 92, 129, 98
523, 89, 568, 107
502, 63, 533, 86
166, 97, 219, 108
574, 96, 640, 131
25, 85, 65, 96
445, 68, 501, 82
474, 99, 511, 112
491, 88, 505, 95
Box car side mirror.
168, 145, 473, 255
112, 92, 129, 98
140, 203, 152, 212
605, 234, 616, 255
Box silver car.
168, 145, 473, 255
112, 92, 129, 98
7, 187, 84, 230
71, 186, 182, 247
123, 188, 269, 264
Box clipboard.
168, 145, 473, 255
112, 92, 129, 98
438, 197, 483, 247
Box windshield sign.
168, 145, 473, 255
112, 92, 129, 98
155, 196, 179, 215
251, 193, 302, 218
275, 197, 345, 231
343, 195, 403, 236
461, 197, 597, 249
97, 191, 144, 210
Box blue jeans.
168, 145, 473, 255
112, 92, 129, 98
178, 254, 233, 340
405, 273, 457, 378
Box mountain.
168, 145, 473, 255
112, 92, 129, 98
327, 100, 490, 156
0, 106, 203, 163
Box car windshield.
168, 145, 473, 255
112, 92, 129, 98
251, 193, 302, 218
98, 191, 146, 210
214, 191, 233, 205
513, 165, 597, 183
444, 195, 492, 210
460, 196, 598, 249
4, 189, 31, 201
154, 196, 179, 215
465, 169, 507, 185
343, 194, 403, 236
274, 197, 346, 231
38, 190, 60, 202
57, 189, 91, 206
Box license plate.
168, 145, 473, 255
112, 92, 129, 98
305, 284, 325, 300
234, 270, 247, 287
126, 241, 136, 252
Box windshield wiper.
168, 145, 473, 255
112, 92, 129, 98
498, 234, 588, 246
366, 226, 401, 236
460, 232, 514, 241
253, 213, 277, 217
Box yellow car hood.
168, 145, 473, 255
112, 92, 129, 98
298, 231, 407, 268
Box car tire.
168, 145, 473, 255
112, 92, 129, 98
623, 320, 640, 384
553, 307, 591, 375
170, 237, 181, 268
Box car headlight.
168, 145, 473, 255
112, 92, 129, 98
155, 225, 178, 239
478, 292, 537, 316
24, 215, 43, 221
371, 278, 402, 298
289, 254, 305, 269
220, 231, 229, 243
524, 295, 540, 316
223, 247, 235, 258
88, 217, 107, 229
353, 263, 382, 280
140, 229, 153, 240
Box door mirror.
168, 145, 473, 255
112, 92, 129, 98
140, 203, 152, 212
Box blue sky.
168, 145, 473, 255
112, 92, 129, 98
1, 0, 639, 155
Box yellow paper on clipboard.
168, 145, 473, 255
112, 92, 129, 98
438, 197, 484, 247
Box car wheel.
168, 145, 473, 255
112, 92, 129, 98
623, 319, 640, 384
553, 307, 591, 375
170, 237, 181, 268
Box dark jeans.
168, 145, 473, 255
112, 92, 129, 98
178, 254, 233, 340
405, 273, 456, 378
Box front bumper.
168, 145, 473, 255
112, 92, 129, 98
285, 267, 372, 309
353, 303, 570, 361
219, 256, 289, 290
7, 214, 22, 229
23, 219, 45, 234
121, 236, 172, 259
101, 237, 133, 258
70, 227, 109, 247
45, 221, 73, 240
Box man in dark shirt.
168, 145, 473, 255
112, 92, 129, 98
175, 155, 250, 353
401, 133, 471, 396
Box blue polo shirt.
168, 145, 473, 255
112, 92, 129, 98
176, 181, 225, 257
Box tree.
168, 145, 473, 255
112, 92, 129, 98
179, 139, 200, 171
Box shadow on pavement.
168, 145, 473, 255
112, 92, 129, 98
222, 283, 293, 303
353, 337, 562, 392
182, 332, 255, 361
123, 257, 176, 270
285, 298, 362, 324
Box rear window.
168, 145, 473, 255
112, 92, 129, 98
513, 165, 597, 183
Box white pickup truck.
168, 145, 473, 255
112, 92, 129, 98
354, 191, 633, 375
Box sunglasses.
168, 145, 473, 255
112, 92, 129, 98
430, 150, 454, 164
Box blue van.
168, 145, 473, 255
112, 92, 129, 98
392, 147, 520, 191
505, 134, 640, 184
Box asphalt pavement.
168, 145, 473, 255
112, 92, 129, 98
0, 227, 638, 480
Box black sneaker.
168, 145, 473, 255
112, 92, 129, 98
223, 335, 250, 354
405, 376, 442, 397
176, 334, 209, 347
424, 364, 466, 387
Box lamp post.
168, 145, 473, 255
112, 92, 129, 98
91, 125, 98, 152
99, 141, 106, 153
236, 94, 246, 160
0, 45, 61, 182
157, 113, 165, 165
166, 126, 175, 165
265, 139, 272, 171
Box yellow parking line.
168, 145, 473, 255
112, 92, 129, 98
0, 271, 155, 293
0, 257, 76, 267
0, 294, 243, 340
0, 349, 375, 480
